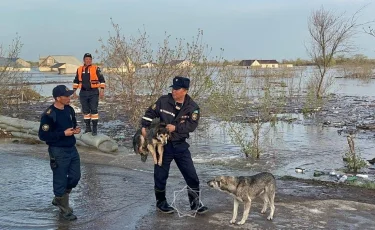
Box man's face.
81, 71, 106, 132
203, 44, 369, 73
172, 88, 187, 101
84, 57, 92, 66
56, 95, 71, 105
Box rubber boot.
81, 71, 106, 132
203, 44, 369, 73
155, 190, 174, 214
188, 188, 208, 214
65, 189, 73, 213
84, 119, 91, 133
52, 196, 69, 213
92, 120, 98, 136
61, 192, 77, 220
52, 196, 77, 220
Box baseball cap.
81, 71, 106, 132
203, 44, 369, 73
83, 53, 92, 59
52, 85, 74, 98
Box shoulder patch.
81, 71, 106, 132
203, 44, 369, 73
152, 104, 157, 110
46, 109, 51, 115
192, 113, 198, 121
42, 124, 49, 131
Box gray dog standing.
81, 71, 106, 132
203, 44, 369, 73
207, 172, 276, 225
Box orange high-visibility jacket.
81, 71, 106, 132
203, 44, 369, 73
73, 65, 105, 89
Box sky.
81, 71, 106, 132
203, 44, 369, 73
0, 0, 375, 62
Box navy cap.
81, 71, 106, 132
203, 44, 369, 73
170, 76, 190, 90
53, 85, 74, 98
83, 53, 92, 59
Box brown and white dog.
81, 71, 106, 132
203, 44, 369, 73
133, 121, 169, 166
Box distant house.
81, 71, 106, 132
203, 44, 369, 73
0, 57, 31, 71
238, 60, 279, 68
280, 63, 294, 68
140, 62, 157, 68
39, 55, 81, 74
102, 57, 136, 73
167, 60, 194, 68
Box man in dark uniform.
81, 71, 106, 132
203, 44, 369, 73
141, 76, 208, 214
73, 53, 105, 136
38, 85, 81, 221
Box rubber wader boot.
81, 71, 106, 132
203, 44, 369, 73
92, 120, 98, 136
52, 195, 77, 220
84, 119, 91, 133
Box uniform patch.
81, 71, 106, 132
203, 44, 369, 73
192, 113, 198, 121
152, 104, 157, 110
42, 124, 49, 131
46, 109, 51, 115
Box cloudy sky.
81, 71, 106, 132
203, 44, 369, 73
0, 0, 374, 61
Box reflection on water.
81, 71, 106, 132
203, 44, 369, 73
189, 118, 375, 180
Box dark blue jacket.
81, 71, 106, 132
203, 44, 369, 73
38, 104, 77, 147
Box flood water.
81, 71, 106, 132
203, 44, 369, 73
0, 151, 154, 230
26, 67, 375, 180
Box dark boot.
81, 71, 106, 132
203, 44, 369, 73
92, 120, 98, 136
84, 119, 91, 133
155, 190, 174, 214
52, 196, 77, 220
52, 189, 74, 213
52, 196, 69, 213
65, 189, 73, 213
188, 189, 208, 214
60, 211, 77, 221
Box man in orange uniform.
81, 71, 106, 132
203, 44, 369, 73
73, 53, 105, 136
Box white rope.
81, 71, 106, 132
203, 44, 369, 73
170, 185, 204, 218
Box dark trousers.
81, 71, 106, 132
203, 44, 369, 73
154, 142, 200, 192
48, 146, 81, 197
79, 93, 99, 116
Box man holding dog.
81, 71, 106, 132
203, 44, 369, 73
141, 76, 208, 214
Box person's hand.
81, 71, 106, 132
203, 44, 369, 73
99, 89, 104, 99
141, 127, 147, 137
166, 124, 175, 133
64, 128, 75, 136
73, 127, 81, 134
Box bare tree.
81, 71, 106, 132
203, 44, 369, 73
364, 26, 375, 38
207, 70, 284, 158
0, 34, 34, 112
307, 6, 365, 98
344, 134, 367, 173
97, 19, 223, 127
